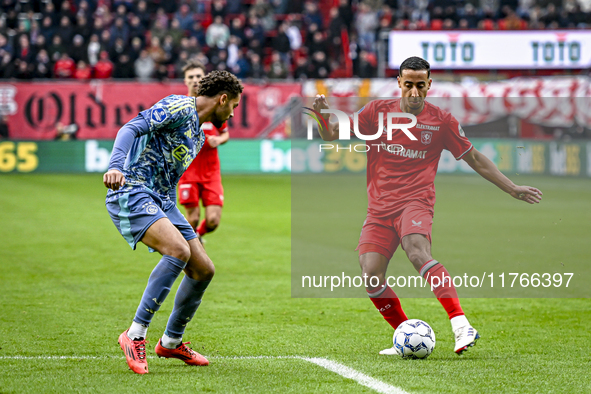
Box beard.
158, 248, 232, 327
210, 110, 226, 128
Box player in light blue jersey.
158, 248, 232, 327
103, 70, 243, 374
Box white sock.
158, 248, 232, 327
450, 315, 470, 332
127, 321, 148, 340
161, 332, 182, 349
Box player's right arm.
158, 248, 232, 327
103, 121, 145, 190
312, 94, 339, 141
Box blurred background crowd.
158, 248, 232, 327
1, 0, 590, 81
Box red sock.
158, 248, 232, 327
196, 220, 207, 236
367, 285, 408, 330
420, 259, 464, 319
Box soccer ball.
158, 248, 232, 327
393, 319, 436, 359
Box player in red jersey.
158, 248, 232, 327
178, 61, 229, 242
313, 56, 543, 355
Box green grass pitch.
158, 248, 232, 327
0, 173, 590, 393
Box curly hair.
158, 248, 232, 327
196, 70, 244, 99
182, 60, 206, 76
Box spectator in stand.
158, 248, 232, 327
328, 7, 345, 47
153, 8, 169, 31
294, 56, 310, 79
0, 52, 16, 79
227, 35, 241, 69
113, 54, 135, 79
134, 49, 155, 81
226, 0, 243, 14
267, 51, 289, 79
76, 0, 93, 19
100, 30, 114, 55
245, 16, 266, 45
74, 60, 92, 79
308, 31, 328, 59
168, 19, 184, 48
0, 33, 12, 56
76, 15, 92, 41
310, 51, 330, 79
175, 4, 195, 31
230, 17, 247, 44
87, 34, 102, 66
34, 49, 53, 78
54, 52, 76, 78
110, 17, 130, 45
57, 15, 75, 44
40, 16, 56, 42
190, 21, 207, 48
355, 2, 379, 51
357, 50, 377, 78
128, 15, 146, 45
154, 63, 169, 81
71, 34, 88, 63
252, 0, 276, 32
211, 49, 229, 71
60, 0, 76, 23
247, 52, 265, 78
94, 50, 114, 79
109, 37, 127, 63
147, 36, 167, 65
285, 17, 302, 51
16, 34, 33, 63
207, 16, 230, 49
91, 17, 105, 38
273, 23, 292, 64
162, 35, 177, 65
43, 2, 58, 26
128, 37, 143, 62
211, 0, 227, 20
48, 35, 66, 62
150, 18, 168, 43
231, 50, 250, 79
135, 0, 151, 29
303, 1, 324, 29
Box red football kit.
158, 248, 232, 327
355, 98, 473, 259
178, 122, 227, 208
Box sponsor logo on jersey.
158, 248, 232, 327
416, 123, 440, 131
151, 108, 168, 124
421, 131, 433, 145
380, 142, 427, 159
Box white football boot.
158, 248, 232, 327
453, 325, 480, 354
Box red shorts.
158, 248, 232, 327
357, 202, 433, 260
178, 180, 224, 208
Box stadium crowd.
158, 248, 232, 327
0, 0, 590, 80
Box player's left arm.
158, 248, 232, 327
462, 148, 543, 204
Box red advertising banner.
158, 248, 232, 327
1, 81, 301, 140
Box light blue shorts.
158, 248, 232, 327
106, 190, 196, 250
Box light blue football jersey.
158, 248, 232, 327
106, 95, 205, 203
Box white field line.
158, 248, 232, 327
0, 355, 411, 394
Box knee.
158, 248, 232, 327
168, 243, 191, 263
205, 217, 219, 231
405, 247, 429, 269
188, 212, 201, 228
186, 258, 215, 281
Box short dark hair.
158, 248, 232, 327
182, 60, 206, 77
196, 70, 244, 99
399, 56, 430, 78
